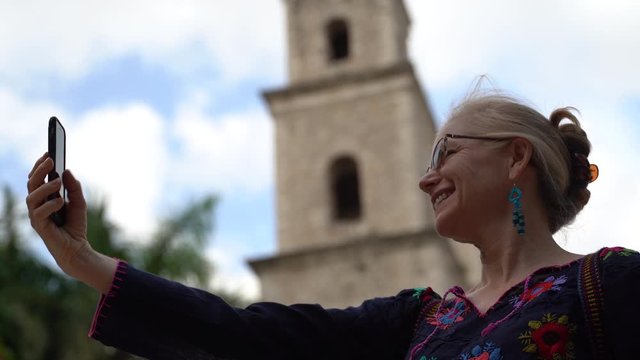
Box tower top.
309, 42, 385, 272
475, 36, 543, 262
284, 0, 411, 84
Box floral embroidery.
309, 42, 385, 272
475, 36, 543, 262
601, 246, 638, 261
519, 313, 576, 360
413, 287, 438, 304
510, 275, 567, 306
413, 287, 427, 298
459, 342, 503, 360
428, 297, 467, 329
419, 356, 437, 360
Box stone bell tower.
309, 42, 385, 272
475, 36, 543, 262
249, 0, 478, 307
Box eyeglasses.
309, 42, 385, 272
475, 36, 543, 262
427, 133, 506, 172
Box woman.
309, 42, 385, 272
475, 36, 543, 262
26, 92, 639, 359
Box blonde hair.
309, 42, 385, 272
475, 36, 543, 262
446, 92, 592, 233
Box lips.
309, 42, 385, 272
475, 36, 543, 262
432, 189, 454, 210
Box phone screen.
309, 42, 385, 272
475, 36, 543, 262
55, 121, 65, 197
48, 116, 66, 225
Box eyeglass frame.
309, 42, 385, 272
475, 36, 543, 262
426, 133, 599, 184
427, 133, 507, 173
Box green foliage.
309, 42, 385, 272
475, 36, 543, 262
138, 196, 217, 287
0, 186, 244, 359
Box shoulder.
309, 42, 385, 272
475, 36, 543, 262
337, 287, 442, 333
395, 287, 442, 318
593, 247, 640, 355
354, 287, 441, 318
597, 246, 640, 272
398, 287, 442, 305
394, 287, 442, 332
595, 246, 640, 298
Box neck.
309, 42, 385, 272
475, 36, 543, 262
468, 217, 580, 293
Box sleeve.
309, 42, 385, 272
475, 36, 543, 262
600, 247, 640, 359
88, 261, 423, 360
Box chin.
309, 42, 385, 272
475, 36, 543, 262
434, 214, 472, 244
434, 216, 456, 238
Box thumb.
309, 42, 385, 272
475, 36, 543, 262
63, 170, 87, 208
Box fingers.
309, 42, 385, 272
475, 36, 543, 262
28, 152, 49, 178
26, 177, 62, 214
27, 156, 54, 194
27, 192, 64, 235
26, 155, 64, 229
30, 196, 64, 225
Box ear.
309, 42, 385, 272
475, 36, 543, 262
507, 137, 534, 182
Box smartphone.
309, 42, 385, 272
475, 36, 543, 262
48, 116, 66, 226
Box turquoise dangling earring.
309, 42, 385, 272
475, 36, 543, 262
509, 184, 525, 236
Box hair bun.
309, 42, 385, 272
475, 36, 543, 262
550, 107, 591, 156
550, 107, 594, 211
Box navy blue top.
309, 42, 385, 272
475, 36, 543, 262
89, 247, 640, 359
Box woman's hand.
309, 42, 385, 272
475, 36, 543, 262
26, 153, 117, 293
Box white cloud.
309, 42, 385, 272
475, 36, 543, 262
0, 88, 65, 163
73, 95, 275, 237
1, 86, 273, 242
407, 0, 640, 101
0, 87, 166, 238
68, 104, 167, 238
169, 93, 274, 194
0, 0, 285, 89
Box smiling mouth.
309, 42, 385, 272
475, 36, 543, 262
433, 191, 453, 210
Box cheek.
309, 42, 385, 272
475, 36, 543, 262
460, 165, 507, 205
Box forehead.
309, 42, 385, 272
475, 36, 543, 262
434, 116, 471, 143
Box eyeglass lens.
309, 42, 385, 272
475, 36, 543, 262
431, 137, 446, 171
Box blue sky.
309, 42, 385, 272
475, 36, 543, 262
1, 0, 639, 299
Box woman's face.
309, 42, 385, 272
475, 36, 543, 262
419, 118, 512, 241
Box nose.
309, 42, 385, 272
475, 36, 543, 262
419, 169, 440, 194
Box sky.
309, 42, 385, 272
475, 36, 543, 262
1, 0, 639, 300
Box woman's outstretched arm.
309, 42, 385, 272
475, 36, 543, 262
25, 153, 421, 359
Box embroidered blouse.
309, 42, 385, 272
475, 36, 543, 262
89, 247, 640, 359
